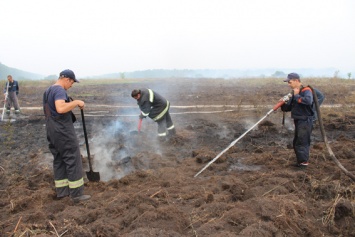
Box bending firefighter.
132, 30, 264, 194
3, 75, 20, 115
43, 69, 90, 203
131, 88, 176, 141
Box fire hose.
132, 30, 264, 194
310, 86, 355, 182
195, 89, 355, 182
194, 93, 292, 177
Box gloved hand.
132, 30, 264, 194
139, 113, 146, 119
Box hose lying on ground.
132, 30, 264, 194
310, 85, 355, 182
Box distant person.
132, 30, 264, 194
131, 88, 176, 141
43, 69, 91, 203
3, 75, 20, 115
281, 73, 314, 169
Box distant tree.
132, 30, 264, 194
333, 70, 340, 78
120, 72, 125, 79
44, 74, 58, 80
271, 71, 286, 78
347, 72, 352, 79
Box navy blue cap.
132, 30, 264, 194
60, 69, 79, 83
284, 72, 300, 82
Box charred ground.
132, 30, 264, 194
1, 77, 355, 236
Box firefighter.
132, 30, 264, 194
131, 88, 176, 141
3, 75, 20, 114
281, 73, 314, 169
43, 69, 91, 202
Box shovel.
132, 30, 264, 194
130, 118, 143, 135
138, 118, 142, 133
1, 83, 9, 121
81, 109, 100, 182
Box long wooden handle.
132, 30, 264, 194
138, 118, 143, 132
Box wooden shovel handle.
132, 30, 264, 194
138, 118, 143, 132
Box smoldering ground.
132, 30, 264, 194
1, 78, 355, 237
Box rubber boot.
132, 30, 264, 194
167, 128, 176, 138
72, 194, 91, 203
158, 136, 167, 143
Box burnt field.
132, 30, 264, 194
1, 77, 355, 236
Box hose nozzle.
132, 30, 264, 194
282, 93, 292, 103
273, 93, 292, 111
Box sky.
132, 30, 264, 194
1, 0, 354, 77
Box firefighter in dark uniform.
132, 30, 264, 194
281, 73, 314, 169
43, 69, 91, 202
131, 88, 176, 141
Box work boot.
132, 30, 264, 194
6, 110, 10, 115
15, 110, 20, 114
158, 136, 167, 143
167, 128, 176, 137
72, 194, 91, 203
291, 162, 308, 170
54, 195, 69, 200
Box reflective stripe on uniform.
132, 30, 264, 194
158, 132, 167, 137
142, 111, 150, 116
167, 125, 175, 130
148, 89, 154, 103
153, 101, 170, 121
68, 177, 84, 189
55, 179, 69, 188
141, 89, 154, 117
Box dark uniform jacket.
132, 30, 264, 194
137, 88, 169, 121
4, 80, 19, 95
281, 86, 314, 120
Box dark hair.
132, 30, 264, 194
131, 89, 141, 98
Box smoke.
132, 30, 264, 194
217, 124, 233, 139
242, 118, 260, 132
81, 109, 165, 181
85, 119, 135, 181
283, 117, 295, 131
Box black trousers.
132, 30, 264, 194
156, 111, 174, 137
46, 113, 84, 198
293, 118, 313, 164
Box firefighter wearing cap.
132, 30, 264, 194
131, 88, 176, 141
281, 73, 314, 169
43, 69, 91, 202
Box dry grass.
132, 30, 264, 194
4, 76, 354, 108
322, 194, 342, 226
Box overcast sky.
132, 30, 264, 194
1, 0, 354, 77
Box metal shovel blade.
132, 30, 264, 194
86, 170, 100, 182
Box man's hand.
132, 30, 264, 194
77, 100, 85, 109
69, 97, 84, 109
139, 113, 146, 119
55, 99, 85, 114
